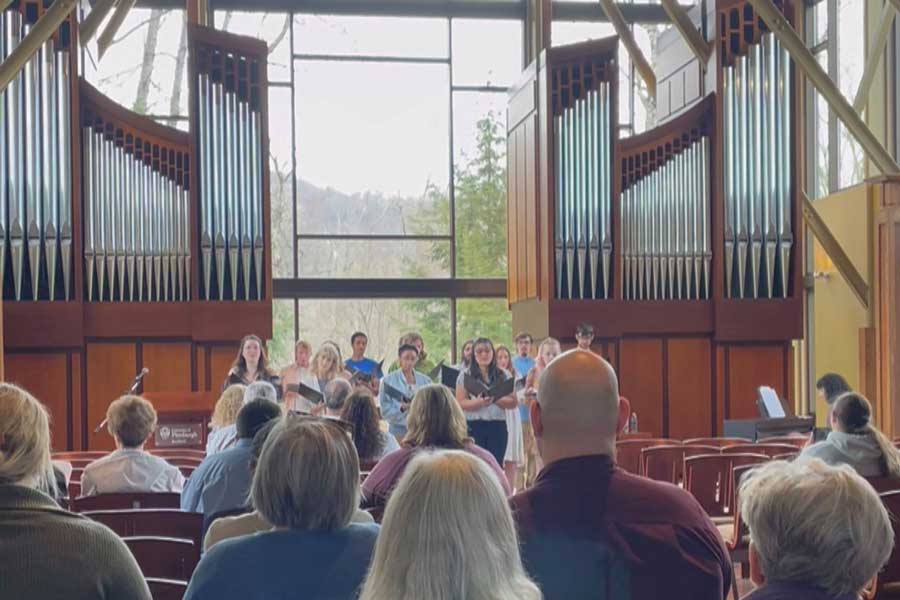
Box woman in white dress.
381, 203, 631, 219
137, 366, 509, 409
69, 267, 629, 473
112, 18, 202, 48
496, 345, 523, 492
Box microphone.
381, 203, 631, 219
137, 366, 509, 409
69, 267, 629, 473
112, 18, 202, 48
93, 368, 151, 433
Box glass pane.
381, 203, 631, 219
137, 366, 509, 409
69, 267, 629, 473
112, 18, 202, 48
213, 11, 292, 83
836, 0, 864, 189
551, 21, 617, 47
83, 9, 188, 119
297, 299, 452, 368
635, 24, 664, 133
294, 60, 450, 235
456, 298, 513, 354
451, 19, 523, 87
293, 15, 448, 58
814, 0, 828, 46
297, 239, 452, 278
838, 124, 865, 189
452, 92, 508, 278
269, 86, 294, 278
269, 299, 296, 369
811, 52, 830, 199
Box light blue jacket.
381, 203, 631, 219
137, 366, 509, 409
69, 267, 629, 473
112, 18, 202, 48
378, 369, 432, 437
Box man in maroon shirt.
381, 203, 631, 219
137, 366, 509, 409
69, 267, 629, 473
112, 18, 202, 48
510, 350, 733, 600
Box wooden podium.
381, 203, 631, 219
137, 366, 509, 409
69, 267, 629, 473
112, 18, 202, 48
143, 392, 217, 450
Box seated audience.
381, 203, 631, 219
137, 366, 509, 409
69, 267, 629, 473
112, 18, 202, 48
363, 384, 509, 508
185, 416, 379, 599
510, 350, 732, 600
180, 398, 282, 523
206, 381, 279, 456
81, 395, 184, 496
206, 384, 247, 454
800, 392, 900, 478
740, 459, 893, 599
323, 378, 352, 418
341, 389, 400, 465
359, 450, 541, 600
0, 383, 150, 599
204, 420, 373, 551
817, 372, 851, 425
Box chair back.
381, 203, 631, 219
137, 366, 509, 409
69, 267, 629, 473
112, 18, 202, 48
178, 466, 196, 479
161, 457, 204, 468
878, 491, 900, 595
866, 476, 900, 493
683, 437, 751, 448
123, 536, 200, 580
70, 468, 84, 482
724, 463, 763, 552
684, 453, 769, 517
150, 449, 206, 459
615, 438, 680, 475
721, 443, 799, 458
67, 481, 81, 499
83, 509, 204, 548
756, 435, 809, 448
62, 458, 96, 469
771, 452, 798, 461
145, 578, 188, 600
641, 445, 719, 484
69, 492, 181, 512
52, 451, 108, 460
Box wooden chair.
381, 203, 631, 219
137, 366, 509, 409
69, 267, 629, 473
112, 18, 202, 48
615, 438, 680, 475
83, 509, 204, 548
683, 437, 751, 448
52, 451, 108, 460
365, 505, 385, 524
123, 536, 200, 580
616, 431, 652, 440
721, 443, 799, 458
60, 458, 97, 469
160, 457, 203, 468
149, 449, 206, 459
178, 466, 195, 479
875, 491, 900, 599
684, 453, 769, 519
771, 452, 798, 461
145, 578, 188, 600
70, 468, 84, 482
755, 435, 809, 448
67, 481, 81, 499
641, 445, 719, 485
720, 463, 764, 598
866, 476, 900, 494
69, 492, 181, 512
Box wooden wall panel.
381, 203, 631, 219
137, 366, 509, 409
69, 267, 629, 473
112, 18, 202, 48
208, 345, 238, 393
726, 345, 787, 421
507, 129, 519, 304
715, 346, 726, 435
618, 339, 664, 437
5, 353, 70, 451
86, 343, 138, 450
516, 125, 527, 301
667, 338, 713, 438
525, 114, 539, 299
71, 352, 83, 450
141, 342, 193, 393
196, 346, 207, 394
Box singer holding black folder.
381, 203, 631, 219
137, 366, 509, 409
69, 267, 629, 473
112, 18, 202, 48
379, 344, 432, 439
455, 338, 517, 466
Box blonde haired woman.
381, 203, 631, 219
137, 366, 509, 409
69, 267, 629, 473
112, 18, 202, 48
362, 384, 509, 509
520, 337, 561, 485
290, 343, 344, 413
800, 391, 900, 478
280, 340, 312, 411
0, 384, 150, 598
360, 450, 541, 600
206, 384, 246, 454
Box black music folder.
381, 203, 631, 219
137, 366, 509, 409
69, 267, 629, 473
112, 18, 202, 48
440, 365, 460, 388
382, 384, 413, 405
348, 359, 385, 386
463, 374, 514, 402
427, 360, 445, 381
285, 382, 324, 405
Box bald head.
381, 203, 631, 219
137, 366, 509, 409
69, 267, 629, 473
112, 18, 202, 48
534, 350, 624, 459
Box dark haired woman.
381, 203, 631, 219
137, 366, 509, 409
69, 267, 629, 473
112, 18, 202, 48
454, 337, 517, 467
341, 389, 399, 467
800, 392, 900, 478
222, 335, 281, 397
379, 344, 432, 440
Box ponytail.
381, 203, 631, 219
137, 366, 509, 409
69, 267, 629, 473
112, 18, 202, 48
833, 392, 900, 479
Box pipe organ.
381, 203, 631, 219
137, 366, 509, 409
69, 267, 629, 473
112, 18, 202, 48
0, 2, 74, 301
507, 0, 802, 438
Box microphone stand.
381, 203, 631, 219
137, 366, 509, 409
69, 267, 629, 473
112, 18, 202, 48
93, 369, 150, 434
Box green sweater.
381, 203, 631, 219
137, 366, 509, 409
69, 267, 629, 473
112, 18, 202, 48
0, 484, 151, 599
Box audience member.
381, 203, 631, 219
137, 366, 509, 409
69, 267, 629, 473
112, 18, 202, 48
359, 450, 541, 600
180, 398, 282, 524
455, 338, 517, 466
816, 373, 852, 425
205, 381, 279, 457
363, 384, 509, 508
341, 389, 400, 465
206, 384, 247, 454
222, 334, 280, 394
379, 343, 431, 439
740, 459, 892, 599
0, 383, 150, 599
511, 350, 732, 600
280, 339, 312, 411
203, 419, 373, 551
800, 392, 900, 478
323, 378, 352, 418
520, 337, 560, 488
81, 395, 184, 496
185, 416, 379, 599
496, 344, 524, 492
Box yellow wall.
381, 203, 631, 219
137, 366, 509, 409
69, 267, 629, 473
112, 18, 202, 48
812, 185, 871, 425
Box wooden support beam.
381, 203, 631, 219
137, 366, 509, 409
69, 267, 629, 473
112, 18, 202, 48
748, 0, 900, 175
97, 0, 137, 59
79, 0, 117, 46
0, 0, 77, 94
0, 0, 14, 12
853, 1, 896, 114
598, 0, 657, 98
801, 191, 869, 309
659, 0, 711, 69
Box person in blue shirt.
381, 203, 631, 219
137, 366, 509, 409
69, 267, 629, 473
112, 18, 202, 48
512, 332, 536, 490
379, 344, 431, 440
345, 331, 383, 394
185, 416, 379, 600
180, 398, 282, 527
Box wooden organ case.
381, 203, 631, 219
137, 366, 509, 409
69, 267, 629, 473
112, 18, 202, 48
0, 7, 273, 450
506, 0, 803, 438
